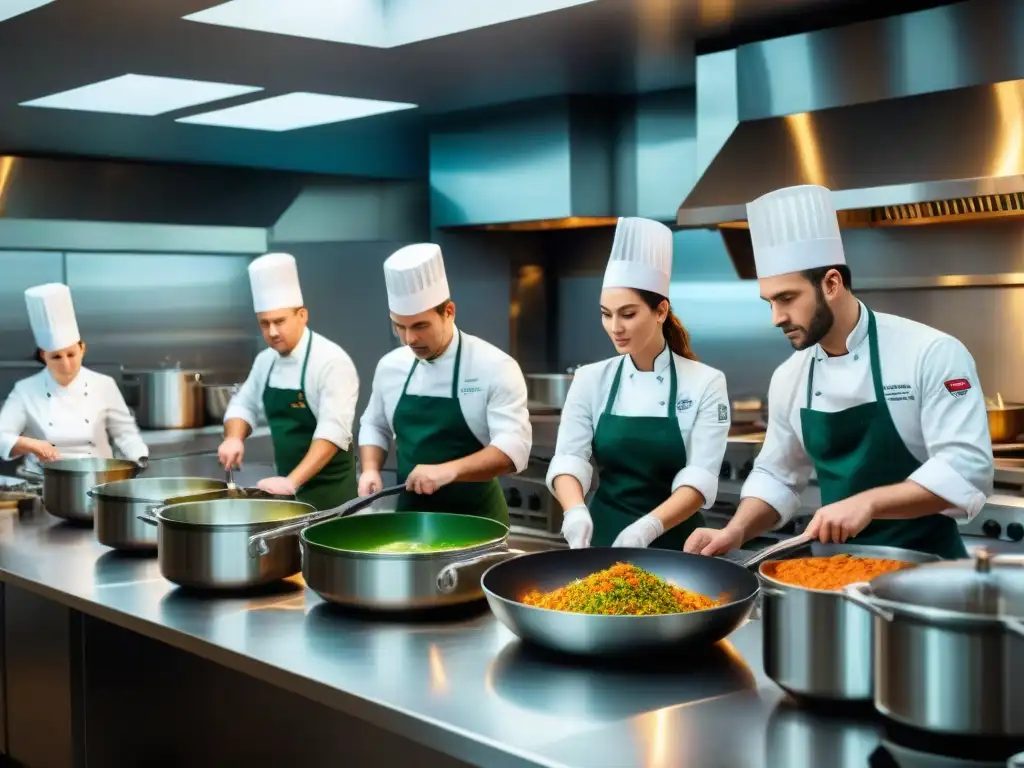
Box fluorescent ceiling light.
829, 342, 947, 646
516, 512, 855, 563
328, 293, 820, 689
176, 92, 417, 131
0, 0, 57, 24
19, 74, 263, 116
184, 0, 598, 48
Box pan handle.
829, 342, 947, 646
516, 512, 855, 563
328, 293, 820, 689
247, 485, 405, 558
739, 531, 814, 570
436, 548, 526, 594
136, 505, 161, 527
841, 582, 896, 622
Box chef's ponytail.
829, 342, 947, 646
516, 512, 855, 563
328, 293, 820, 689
636, 290, 698, 362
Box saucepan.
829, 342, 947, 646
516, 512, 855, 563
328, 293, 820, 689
249, 491, 521, 610
44, 457, 142, 523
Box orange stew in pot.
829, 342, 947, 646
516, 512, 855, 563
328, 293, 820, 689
764, 554, 917, 591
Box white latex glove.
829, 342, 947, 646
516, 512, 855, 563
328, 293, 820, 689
257, 476, 297, 496
612, 515, 665, 548
560, 504, 593, 549
358, 470, 383, 497
218, 437, 245, 470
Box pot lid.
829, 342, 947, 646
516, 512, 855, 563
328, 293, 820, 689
869, 551, 1024, 620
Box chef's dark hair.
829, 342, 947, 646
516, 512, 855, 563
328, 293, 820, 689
802, 264, 852, 291
635, 290, 698, 361
33, 340, 84, 363
434, 299, 453, 315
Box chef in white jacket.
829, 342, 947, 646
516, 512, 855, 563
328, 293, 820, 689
357, 243, 531, 525
218, 253, 359, 510
547, 217, 731, 550
685, 184, 993, 560
0, 283, 148, 475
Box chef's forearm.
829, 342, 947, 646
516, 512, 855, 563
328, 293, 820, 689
359, 445, 387, 474
9, 437, 36, 459
552, 474, 586, 511
727, 497, 783, 541
859, 481, 950, 520
446, 446, 515, 483
651, 486, 705, 530
224, 418, 251, 441
287, 439, 339, 488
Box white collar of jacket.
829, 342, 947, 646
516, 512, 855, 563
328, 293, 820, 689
44, 367, 89, 394
622, 343, 672, 377
812, 300, 868, 363
278, 327, 311, 362
424, 325, 459, 365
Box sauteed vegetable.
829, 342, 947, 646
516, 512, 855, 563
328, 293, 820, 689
765, 553, 917, 591
522, 562, 719, 616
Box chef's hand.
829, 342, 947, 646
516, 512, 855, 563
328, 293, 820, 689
560, 504, 593, 549
218, 437, 245, 470
135, 456, 149, 470
26, 438, 59, 463
257, 476, 297, 497
612, 515, 664, 548
684, 525, 745, 556
805, 497, 874, 544
358, 470, 383, 496
405, 463, 458, 496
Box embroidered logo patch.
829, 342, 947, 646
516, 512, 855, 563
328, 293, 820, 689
718, 404, 729, 422
944, 378, 971, 398
676, 398, 693, 412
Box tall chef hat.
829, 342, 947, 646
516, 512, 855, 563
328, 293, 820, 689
24, 283, 80, 353
746, 184, 846, 279
248, 252, 303, 313
602, 217, 673, 297
383, 243, 451, 316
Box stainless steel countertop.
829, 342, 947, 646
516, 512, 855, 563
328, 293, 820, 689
0, 510, 901, 768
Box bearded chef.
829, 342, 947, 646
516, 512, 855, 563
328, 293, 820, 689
357, 243, 531, 525
218, 253, 359, 510
548, 217, 731, 549
685, 184, 993, 559
0, 283, 148, 475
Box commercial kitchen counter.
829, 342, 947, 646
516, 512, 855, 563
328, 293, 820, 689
0, 511, 990, 768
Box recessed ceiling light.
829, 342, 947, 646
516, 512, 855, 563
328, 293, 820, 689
20, 74, 263, 116
0, 0, 57, 24
176, 92, 417, 131
184, 0, 598, 48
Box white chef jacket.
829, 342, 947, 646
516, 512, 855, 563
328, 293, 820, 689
546, 346, 731, 508
358, 327, 532, 472
224, 328, 358, 451
0, 367, 148, 474
742, 302, 994, 526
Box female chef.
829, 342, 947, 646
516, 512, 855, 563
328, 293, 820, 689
547, 218, 731, 549
0, 283, 148, 475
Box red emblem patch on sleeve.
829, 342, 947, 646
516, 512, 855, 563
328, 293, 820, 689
944, 378, 971, 394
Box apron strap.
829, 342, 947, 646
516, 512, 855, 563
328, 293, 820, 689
805, 357, 816, 410
603, 358, 626, 415
804, 307, 879, 409
299, 332, 314, 392
603, 349, 676, 416
665, 352, 677, 418
400, 330, 462, 399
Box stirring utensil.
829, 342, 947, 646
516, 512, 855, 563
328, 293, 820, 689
226, 466, 237, 491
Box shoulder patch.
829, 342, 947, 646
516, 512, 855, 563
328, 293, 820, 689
944, 378, 971, 398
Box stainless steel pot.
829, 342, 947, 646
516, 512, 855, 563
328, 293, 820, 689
526, 373, 573, 410
123, 368, 205, 430
756, 536, 940, 701
203, 383, 238, 424
88, 476, 228, 551
988, 403, 1024, 443
844, 550, 1024, 736
140, 498, 315, 590
43, 458, 141, 523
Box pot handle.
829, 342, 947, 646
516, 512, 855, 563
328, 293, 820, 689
136, 506, 161, 527
247, 484, 405, 558
436, 548, 526, 594
740, 531, 814, 570
842, 582, 896, 622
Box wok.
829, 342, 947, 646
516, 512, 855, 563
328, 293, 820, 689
478, 547, 760, 656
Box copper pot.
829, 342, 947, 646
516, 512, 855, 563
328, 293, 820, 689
987, 404, 1024, 443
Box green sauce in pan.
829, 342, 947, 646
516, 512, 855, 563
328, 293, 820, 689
367, 541, 461, 554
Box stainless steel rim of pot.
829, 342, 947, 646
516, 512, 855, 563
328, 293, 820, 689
139, 500, 316, 531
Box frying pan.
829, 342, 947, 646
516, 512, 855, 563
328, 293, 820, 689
478, 547, 760, 656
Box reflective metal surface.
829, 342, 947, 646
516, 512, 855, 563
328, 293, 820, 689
124, 369, 206, 430
43, 458, 140, 523
760, 544, 940, 701
525, 374, 573, 410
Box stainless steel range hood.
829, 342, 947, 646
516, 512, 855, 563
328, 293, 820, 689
677, 0, 1024, 230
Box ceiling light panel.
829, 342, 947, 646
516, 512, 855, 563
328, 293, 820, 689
20, 74, 263, 116
176, 92, 417, 131
0, 0, 57, 24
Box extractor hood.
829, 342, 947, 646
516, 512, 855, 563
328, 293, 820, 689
677, 0, 1024, 230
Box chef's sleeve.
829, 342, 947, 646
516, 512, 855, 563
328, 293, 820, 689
545, 368, 595, 495
311, 354, 359, 451
740, 364, 815, 526
484, 358, 532, 474
357, 362, 393, 453
104, 377, 149, 462
0, 387, 28, 461
223, 357, 266, 429
674, 370, 730, 508
907, 336, 992, 519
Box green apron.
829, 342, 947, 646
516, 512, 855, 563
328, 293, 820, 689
262, 334, 356, 511
800, 308, 967, 559
589, 353, 702, 549
392, 331, 509, 526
